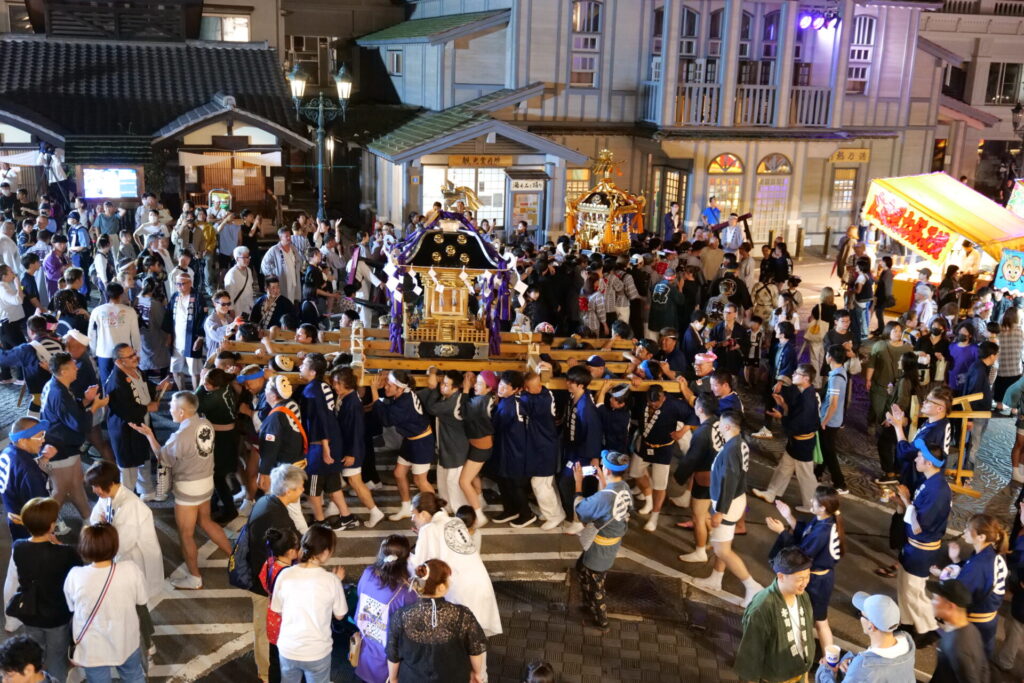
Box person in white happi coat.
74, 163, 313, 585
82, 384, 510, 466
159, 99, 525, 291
408, 492, 502, 638
260, 227, 303, 304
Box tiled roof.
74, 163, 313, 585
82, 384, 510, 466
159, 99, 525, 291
64, 136, 154, 164
365, 85, 541, 159
356, 10, 509, 45
0, 35, 300, 140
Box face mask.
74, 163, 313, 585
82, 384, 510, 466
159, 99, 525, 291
930, 328, 942, 336
958, 334, 970, 342
694, 322, 703, 331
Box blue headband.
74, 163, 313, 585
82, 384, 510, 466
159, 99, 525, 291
601, 450, 629, 472
10, 420, 48, 442
913, 437, 943, 467
237, 371, 264, 382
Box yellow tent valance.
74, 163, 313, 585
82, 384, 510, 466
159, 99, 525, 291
861, 172, 1024, 264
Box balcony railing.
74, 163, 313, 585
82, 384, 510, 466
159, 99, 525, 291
940, 0, 981, 11
735, 85, 776, 126
790, 86, 831, 127
639, 80, 660, 123
673, 83, 721, 126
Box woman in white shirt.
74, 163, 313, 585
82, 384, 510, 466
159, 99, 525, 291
271, 524, 348, 683
0, 264, 25, 384
63, 522, 148, 683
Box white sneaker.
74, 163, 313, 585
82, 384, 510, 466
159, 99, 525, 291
669, 491, 691, 508
753, 427, 774, 439
1014, 465, 1024, 484
233, 489, 248, 504
171, 574, 203, 590
236, 498, 255, 518
750, 488, 775, 505
692, 575, 723, 593
630, 485, 642, 495
54, 519, 72, 537
643, 512, 659, 532
324, 501, 340, 517
638, 497, 653, 515
389, 502, 413, 521
678, 548, 708, 563
140, 492, 159, 503
510, 516, 537, 529
541, 516, 566, 531
563, 521, 585, 535
366, 508, 385, 529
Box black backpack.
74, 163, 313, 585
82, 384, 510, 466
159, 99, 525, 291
227, 522, 254, 590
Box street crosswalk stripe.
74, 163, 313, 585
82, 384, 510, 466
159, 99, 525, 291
147, 632, 252, 681
199, 550, 582, 569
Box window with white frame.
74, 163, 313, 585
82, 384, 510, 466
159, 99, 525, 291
985, 63, 1024, 104
753, 154, 791, 243
387, 50, 404, 76
571, 0, 603, 88
649, 6, 663, 80
846, 15, 876, 94
830, 168, 858, 213
422, 166, 505, 227
680, 7, 699, 57
200, 14, 250, 42
286, 35, 339, 85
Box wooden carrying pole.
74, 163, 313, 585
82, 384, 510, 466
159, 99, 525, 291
945, 393, 988, 499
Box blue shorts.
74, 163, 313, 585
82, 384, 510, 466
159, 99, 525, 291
401, 434, 436, 465
807, 570, 835, 621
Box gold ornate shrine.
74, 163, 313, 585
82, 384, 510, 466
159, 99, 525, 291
565, 149, 646, 254
395, 214, 505, 359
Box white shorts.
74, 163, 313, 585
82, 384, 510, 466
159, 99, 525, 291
48, 454, 81, 471
628, 455, 670, 490
173, 476, 214, 506
342, 467, 361, 478
709, 494, 746, 543
171, 351, 202, 376
397, 456, 431, 475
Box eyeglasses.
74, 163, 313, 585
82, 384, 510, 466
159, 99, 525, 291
175, 281, 189, 287
924, 398, 945, 409
216, 301, 231, 307
118, 352, 138, 361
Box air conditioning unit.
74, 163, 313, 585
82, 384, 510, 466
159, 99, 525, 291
738, 42, 751, 58
680, 38, 697, 57
762, 43, 777, 59
708, 40, 721, 57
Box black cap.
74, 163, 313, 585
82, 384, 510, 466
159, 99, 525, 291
926, 579, 971, 608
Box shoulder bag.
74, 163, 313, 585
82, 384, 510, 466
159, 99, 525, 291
69, 563, 116, 665
349, 584, 407, 667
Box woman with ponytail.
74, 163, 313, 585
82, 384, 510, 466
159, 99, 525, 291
765, 485, 845, 650
257, 527, 301, 683
386, 559, 487, 683
270, 524, 348, 683
354, 535, 418, 683
408, 492, 502, 638
936, 513, 1008, 655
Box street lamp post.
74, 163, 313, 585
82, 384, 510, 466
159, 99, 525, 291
287, 63, 352, 221
1013, 102, 1024, 178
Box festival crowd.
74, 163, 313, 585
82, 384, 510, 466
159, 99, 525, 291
0, 185, 1016, 683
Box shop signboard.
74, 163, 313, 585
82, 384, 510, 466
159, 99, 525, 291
993, 249, 1024, 295
448, 155, 513, 168
861, 183, 954, 263
829, 148, 870, 163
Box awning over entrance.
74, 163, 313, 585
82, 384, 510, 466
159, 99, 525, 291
862, 172, 1024, 264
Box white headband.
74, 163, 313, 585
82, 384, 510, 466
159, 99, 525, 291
388, 371, 408, 389
610, 384, 630, 399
